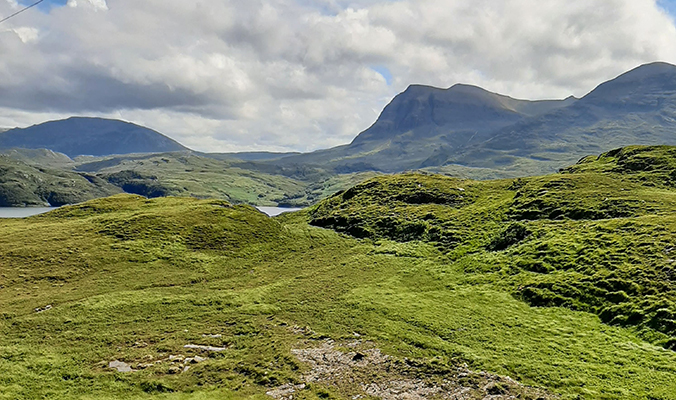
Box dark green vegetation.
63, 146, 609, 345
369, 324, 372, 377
2, 146, 676, 399
277, 62, 676, 176
0, 117, 188, 157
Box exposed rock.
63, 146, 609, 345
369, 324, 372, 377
183, 344, 227, 352
34, 305, 52, 313
267, 340, 554, 400
108, 360, 133, 373
266, 383, 306, 400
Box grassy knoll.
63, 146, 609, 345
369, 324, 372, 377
2, 147, 676, 399
0, 155, 120, 206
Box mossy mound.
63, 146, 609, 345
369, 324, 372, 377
309, 145, 676, 350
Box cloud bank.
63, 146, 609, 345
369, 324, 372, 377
1, 0, 676, 152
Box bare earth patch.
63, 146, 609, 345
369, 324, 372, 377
268, 340, 554, 400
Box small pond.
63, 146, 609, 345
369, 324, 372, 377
256, 207, 304, 217
0, 207, 58, 218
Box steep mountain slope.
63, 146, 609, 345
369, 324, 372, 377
453, 62, 676, 168
272, 62, 676, 176
0, 117, 188, 157
277, 85, 576, 172
351, 84, 575, 146
3, 151, 676, 399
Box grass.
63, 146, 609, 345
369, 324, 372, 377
0, 155, 120, 207
2, 146, 676, 398
74, 152, 380, 207
309, 147, 676, 350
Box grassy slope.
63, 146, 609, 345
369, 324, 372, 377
74, 153, 377, 207
310, 146, 676, 350
0, 155, 121, 206
0, 162, 675, 399
78, 154, 308, 206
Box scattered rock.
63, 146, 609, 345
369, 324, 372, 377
202, 334, 223, 338
184, 344, 227, 352
108, 360, 133, 373
266, 383, 306, 400
167, 366, 181, 374
185, 356, 207, 364
266, 340, 554, 400
34, 305, 52, 313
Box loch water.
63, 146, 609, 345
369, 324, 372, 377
0, 208, 58, 218
0, 206, 302, 218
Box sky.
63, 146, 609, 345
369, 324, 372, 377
1, 0, 676, 153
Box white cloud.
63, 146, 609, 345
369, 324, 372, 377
12, 26, 38, 43
67, 0, 108, 11
0, 0, 675, 152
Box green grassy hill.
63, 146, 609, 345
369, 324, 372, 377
75, 152, 378, 207
78, 153, 308, 206
0, 150, 376, 207
2, 146, 676, 399
0, 155, 121, 206
310, 145, 676, 350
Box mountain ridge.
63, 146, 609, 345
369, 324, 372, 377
456, 61, 676, 168
0, 117, 189, 158
271, 61, 676, 174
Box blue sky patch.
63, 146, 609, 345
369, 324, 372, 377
18, 0, 67, 12
372, 66, 393, 85
659, 0, 676, 20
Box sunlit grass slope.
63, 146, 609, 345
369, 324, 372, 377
1, 146, 676, 399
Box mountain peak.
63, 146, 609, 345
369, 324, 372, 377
582, 61, 676, 105
0, 117, 189, 157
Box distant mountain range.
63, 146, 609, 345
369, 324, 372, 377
0, 117, 188, 158
274, 61, 676, 174
1, 62, 676, 179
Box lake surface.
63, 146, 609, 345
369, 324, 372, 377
256, 207, 304, 217
0, 206, 301, 219
0, 207, 59, 218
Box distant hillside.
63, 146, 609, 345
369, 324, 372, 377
205, 151, 302, 162
0, 148, 74, 168
0, 117, 188, 157
275, 84, 576, 171
0, 155, 120, 206
274, 62, 676, 175
453, 62, 676, 169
